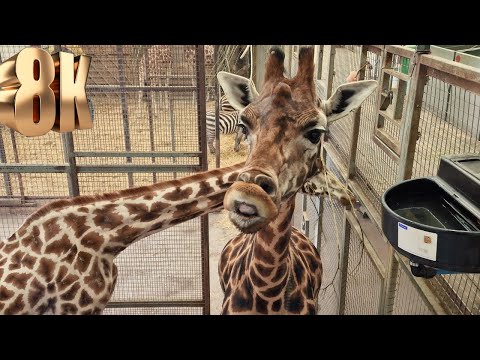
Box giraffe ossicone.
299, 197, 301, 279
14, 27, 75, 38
217, 46, 377, 314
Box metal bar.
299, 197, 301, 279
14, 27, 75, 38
317, 45, 324, 79
347, 45, 368, 178
116, 45, 133, 188
426, 66, 480, 96
143, 50, 157, 184
397, 61, 428, 180
420, 53, 480, 87
0, 53, 13, 197
374, 128, 401, 156
214, 45, 221, 168
338, 212, 352, 315
196, 45, 210, 315
326, 46, 336, 98
9, 129, 25, 203
86, 85, 197, 92
105, 300, 205, 308
72, 151, 202, 158
385, 45, 415, 59
62, 133, 80, 197
0, 164, 201, 173
0, 129, 13, 196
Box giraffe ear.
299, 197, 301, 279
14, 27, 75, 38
217, 71, 259, 111
324, 80, 377, 124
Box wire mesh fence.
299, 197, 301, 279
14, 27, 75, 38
0, 45, 211, 314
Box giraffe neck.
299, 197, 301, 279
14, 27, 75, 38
13, 162, 245, 258
249, 197, 295, 289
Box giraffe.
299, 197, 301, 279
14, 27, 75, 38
0, 163, 244, 315
217, 46, 377, 314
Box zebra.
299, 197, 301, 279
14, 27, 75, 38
206, 109, 246, 154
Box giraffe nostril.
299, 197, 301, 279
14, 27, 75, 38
260, 182, 274, 195
255, 176, 276, 196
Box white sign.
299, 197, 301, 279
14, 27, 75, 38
397, 222, 438, 261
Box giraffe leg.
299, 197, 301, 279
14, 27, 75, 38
208, 139, 216, 154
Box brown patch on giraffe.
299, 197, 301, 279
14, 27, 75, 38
124, 203, 160, 223
4, 294, 25, 315
271, 262, 287, 283
58, 273, 79, 292
164, 186, 193, 201
112, 225, 143, 245
81, 231, 104, 251
172, 201, 199, 219
272, 298, 282, 312
143, 193, 154, 200
7, 233, 16, 241
287, 289, 305, 314
55, 265, 68, 283
0, 286, 14, 301
61, 303, 78, 314
78, 206, 89, 213
43, 217, 60, 241
17, 226, 27, 237
92, 204, 124, 229
253, 244, 275, 264
255, 263, 274, 278
260, 276, 287, 298
2, 241, 19, 254
0, 268, 3, 280
197, 180, 215, 197
99, 293, 111, 306
45, 234, 71, 256
64, 213, 91, 238
150, 201, 170, 213
255, 295, 269, 314
274, 233, 290, 254
8, 249, 25, 271
60, 283, 81, 301
46, 283, 55, 293
231, 279, 254, 312
227, 173, 238, 182
0, 241, 4, 251
28, 278, 46, 308
5, 272, 32, 289
0, 257, 6, 268
103, 245, 126, 256
63, 244, 78, 264
249, 268, 268, 287
79, 290, 94, 307
101, 258, 111, 277
37, 298, 57, 314
38, 257, 56, 283
74, 251, 93, 273
84, 260, 106, 295
21, 226, 42, 254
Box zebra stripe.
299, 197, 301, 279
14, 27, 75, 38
220, 95, 236, 112
206, 110, 239, 142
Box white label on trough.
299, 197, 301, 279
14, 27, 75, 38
397, 222, 438, 261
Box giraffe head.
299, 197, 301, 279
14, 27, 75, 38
218, 46, 376, 233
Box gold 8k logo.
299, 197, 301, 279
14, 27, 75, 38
0, 47, 92, 137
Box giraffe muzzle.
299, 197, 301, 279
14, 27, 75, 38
224, 181, 279, 233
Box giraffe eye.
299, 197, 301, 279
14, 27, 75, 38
237, 124, 249, 135
305, 129, 323, 144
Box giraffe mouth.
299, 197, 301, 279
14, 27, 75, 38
224, 182, 278, 233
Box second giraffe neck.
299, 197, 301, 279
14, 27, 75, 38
249, 198, 296, 281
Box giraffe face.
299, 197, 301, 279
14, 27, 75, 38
218, 47, 377, 233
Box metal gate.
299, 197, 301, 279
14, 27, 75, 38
0, 45, 211, 314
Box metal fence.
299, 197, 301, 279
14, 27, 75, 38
0, 45, 211, 314
279, 44, 480, 315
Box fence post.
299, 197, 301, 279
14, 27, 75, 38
347, 45, 368, 178
338, 213, 351, 315
116, 45, 134, 188
195, 45, 211, 315
382, 46, 429, 314
326, 46, 336, 98
214, 45, 221, 169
